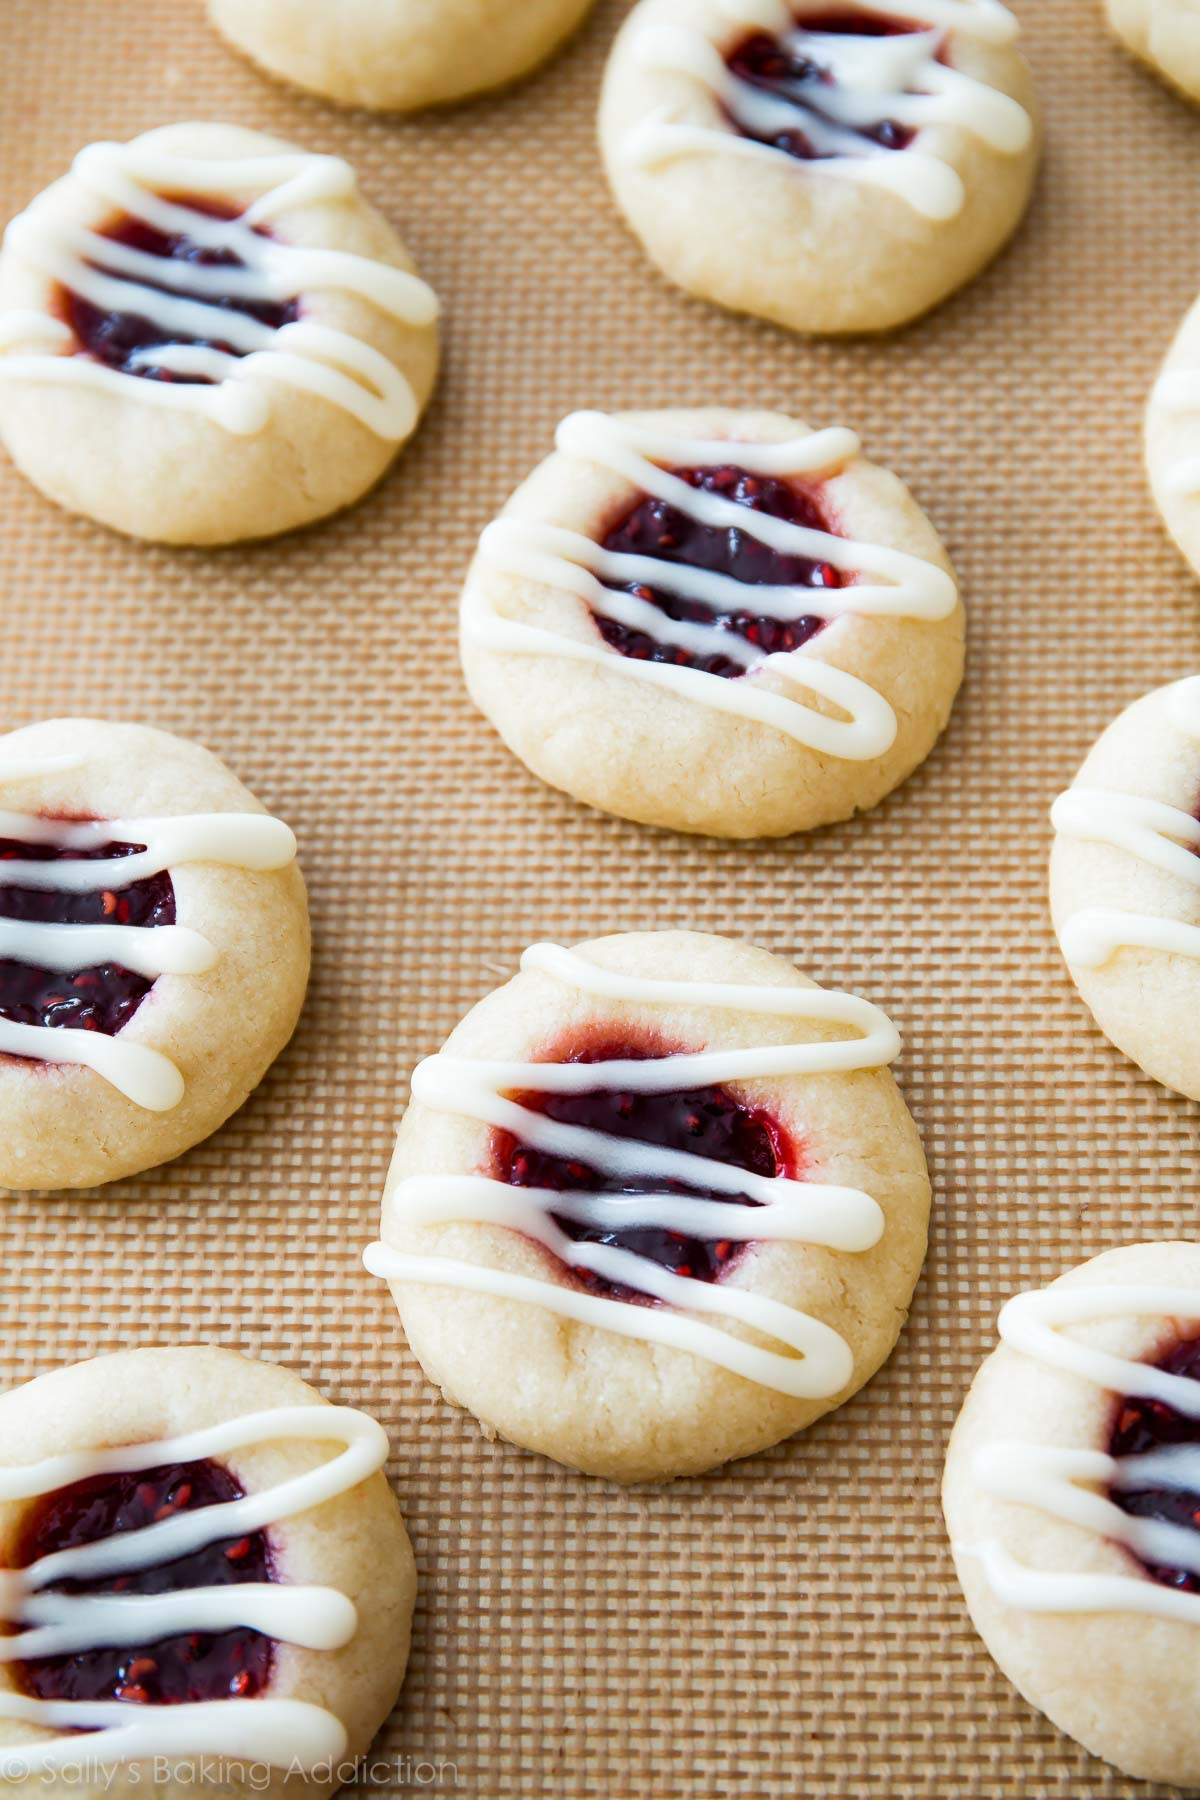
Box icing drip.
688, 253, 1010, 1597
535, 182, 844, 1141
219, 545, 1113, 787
364, 941, 899, 1398
594, 462, 843, 678
463, 411, 957, 759
725, 17, 921, 162
621, 0, 1032, 222
1052, 676, 1200, 972
62, 202, 300, 381
0, 139, 439, 439
1151, 369, 1200, 496
501, 1041, 783, 1293
14, 1459, 275, 1706
0, 786, 297, 1112
960, 1282, 1200, 1621
0, 850, 172, 1053
0, 1405, 388, 1774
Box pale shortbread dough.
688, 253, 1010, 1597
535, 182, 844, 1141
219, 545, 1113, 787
1106, 0, 1200, 102
207, 0, 597, 111
377, 930, 931, 1483
461, 407, 964, 838
0, 1346, 415, 1800
0, 718, 310, 1192
944, 1242, 1200, 1789
1147, 295, 1200, 579
599, 0, 1040, 335
0, 123, 439, 545
1049, 679, 1200, 1102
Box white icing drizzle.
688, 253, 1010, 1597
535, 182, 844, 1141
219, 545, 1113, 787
1150, 369, 1200, 495
0, 920, 216, 979
720, 0, 1020, 39
365, 941, 900, 1398
0, 791, 297, 1112
0, 1404, 388, 1775
621, 0, 1032, 222
959, 1281, 1200, 1621
463, 411, 957, 759
0, 752, 84, 781
1052, 676, 1200, 971
0, 138, 439, 440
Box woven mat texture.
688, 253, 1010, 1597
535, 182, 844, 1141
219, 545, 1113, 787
1, 1, 1197, 1794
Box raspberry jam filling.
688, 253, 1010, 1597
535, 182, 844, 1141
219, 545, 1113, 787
63, 200, 298, 383
598, 464, 844, 679
1109, 1338, 1200, 1592
12, 1458, 275, 1706
495, 1037, 790, 1301
0, 831, 174, 1039
726, 14, 925, 161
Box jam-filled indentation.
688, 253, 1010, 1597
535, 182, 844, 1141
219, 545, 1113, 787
12, 1458, 275, 1706
495, 1035, 792, 1301
726, 13, 929, 162
597, 463, 844, 678
0, 831, 173, 1040
1109, 1337, 1200, 1593
62, 199, 298, 384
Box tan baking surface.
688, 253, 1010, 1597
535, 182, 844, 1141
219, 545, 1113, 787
0, 1, 1197, 1794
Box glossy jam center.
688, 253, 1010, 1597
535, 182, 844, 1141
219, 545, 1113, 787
0, 831, 174, 1039
495, 1037, 789, 1300
13, 1458, 274, 1705
726, 13, 925, 161
1109, 1337, 1200, 1592
63, 199, 298, 383
598, 464, 844, 679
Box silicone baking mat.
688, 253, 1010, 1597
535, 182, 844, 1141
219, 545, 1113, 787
1, 1, 1197, 1794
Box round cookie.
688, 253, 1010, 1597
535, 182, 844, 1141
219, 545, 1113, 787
365, 930, 931, 1484
0, 716, 310, 1192
943, 1242, 1200, 1788
0, 1345, 414, 1799
1146, 298, 1200, 577
207, 0, 597, 112
599, 0, 1040, 335
1105, 0, 1200, 102
0, 122, 440, 545
1049, 675, 1200, 1103
460, 407, 964, 838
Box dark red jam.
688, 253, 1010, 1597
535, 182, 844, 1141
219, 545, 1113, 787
598, 464, 843, 679
495, 1036, 791, 1301
1109, 1338, 1200, 1592
12, 1459, 274, 1706
63, 199, 298, 383
0, 831, 173, 1040
726, 13, 926, 162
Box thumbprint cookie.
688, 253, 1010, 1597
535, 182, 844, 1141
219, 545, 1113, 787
0, 123, 439, 544
460, 407, 964, 838
0, 1346, 414, 1797
365, 930, 931, 1484
1050, 676, 1200, 1103
944, 1242, 1200, 1788
207, 0, 598, 113
599, 0, 1039, 334
0, 717, 309, 1192
1105, 0, 1200, 102
1147, 300, 1200, 578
